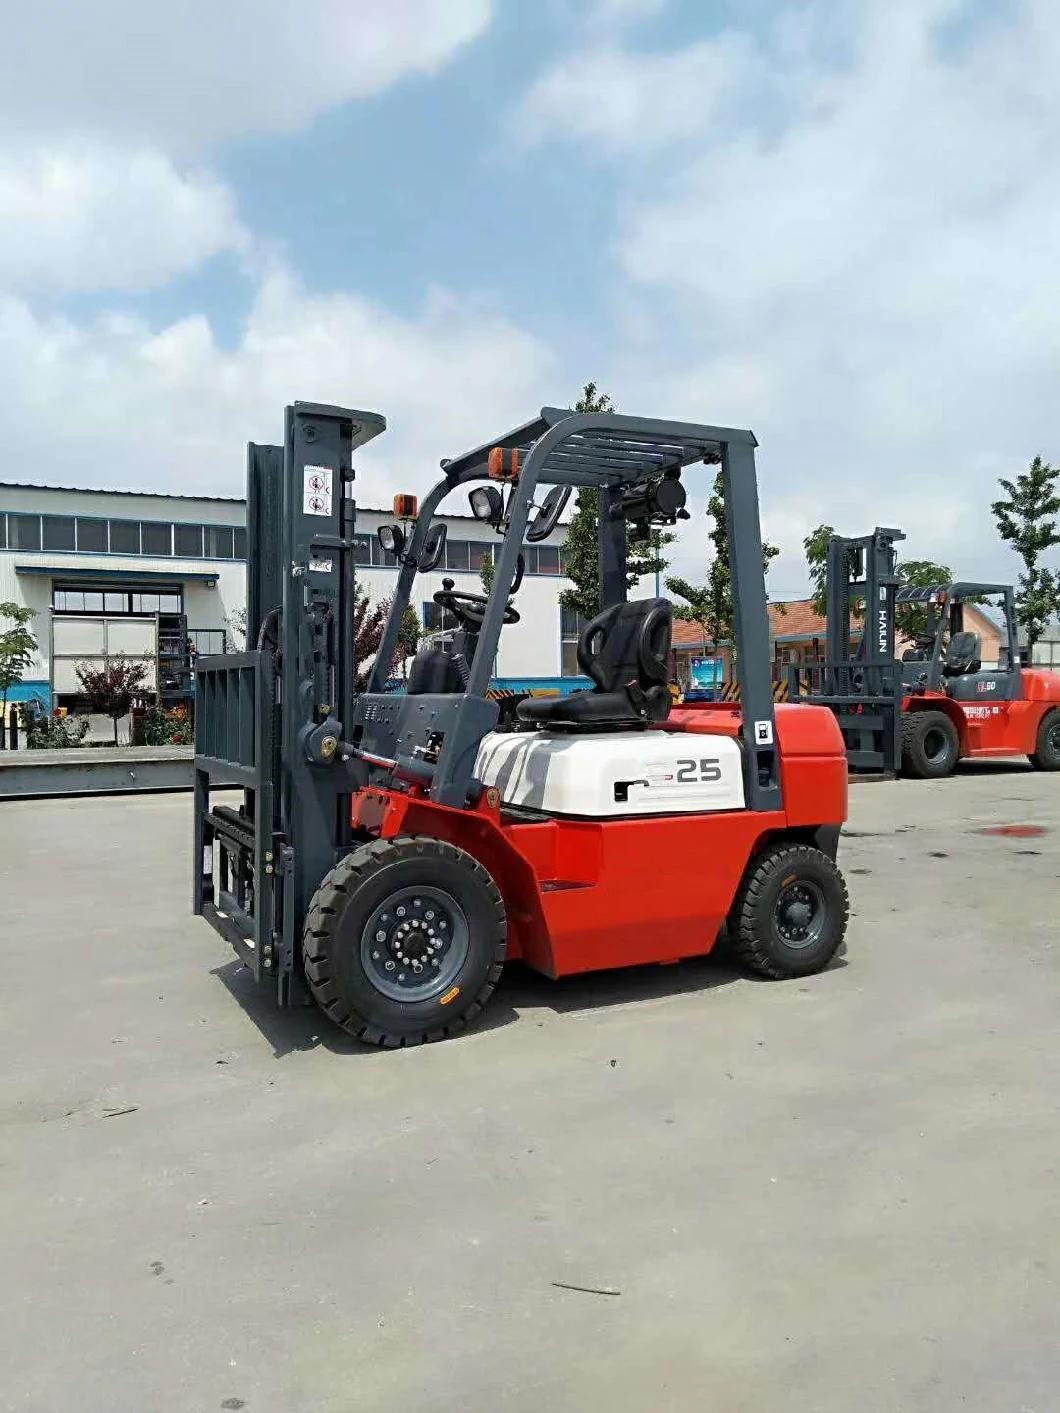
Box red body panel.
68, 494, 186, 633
349, 705, 848, 979
903, 669, 1060, 759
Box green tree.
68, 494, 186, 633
803, 529, 952, 641
559, 382, 674, 620
992, 455, 1060, 650
396, 605, 421, 680
0, 601, 38, 725
803, 524, 835, 617
479, 551, 495, 597
895, 558, 954, 640
666, 473, 779, 652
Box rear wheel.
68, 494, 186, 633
729, 843, 849, 980
1029, 708, 1060, 771
901, 709, 959, 778
302, 836, 506, 1047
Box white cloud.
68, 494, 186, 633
0, 267, 557, 503
515, 34, 756, 150
0, 0, 494, 151
533, 0, 1060, 589
0, 145, 246, 293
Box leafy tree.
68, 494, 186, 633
479, 551, 495, 597
0, 601, 37, 725
559, 382, 674, 620
353, 588, 389, 691
666, 473, 779, 653
992, 455, 1060, 650
75, 655, 150, 744
396, 605, 421, 679
352, 591, 421, 688
895, 558, 953, 640
803, 529, 951, 641
226, 606, 248, 649
803, 524, 835, 617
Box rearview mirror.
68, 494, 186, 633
469, 485, 504, 526
419, 523, 447, 571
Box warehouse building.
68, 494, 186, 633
0, 481, 575, 725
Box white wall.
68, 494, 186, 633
0, 485, 573, 681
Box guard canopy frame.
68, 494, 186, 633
358, 407, 781, 814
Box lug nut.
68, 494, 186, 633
375, 930, 386, 942
396, 906, 407, 917
385, 960, 395, 971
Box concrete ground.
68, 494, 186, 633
1, 767, 1058, 1413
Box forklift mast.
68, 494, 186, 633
790, 527, 905, 774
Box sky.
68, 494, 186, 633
1, 0, 1057, 596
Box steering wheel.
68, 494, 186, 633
433, 578, 520, 628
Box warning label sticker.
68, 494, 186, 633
303, 465, 333, 517
754, 719, 774, 746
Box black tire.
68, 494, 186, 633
302, 836, 506, 1047
729, 843, 849, 980
901, 709, 959, 779
1029, 708, 1060, 771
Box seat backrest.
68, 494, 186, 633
577, 598, 672, 693
944, 630, 981, 676
407, 646, 463, 695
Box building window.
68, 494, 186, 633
10, 514, 42, 550
109, 519, 140, 554
0, 513, 7, 549
560, 604, 587, 676
53, 585, 184, 615
42, 515, 76, 551
445, 539, 471, 572
422, 602, 459, 633
174, 524, 203, 557
536, 544, 561, 575
76, 518, 108, 553
351, 534, 371, 565
233, 527, 247, 559
141, 521, 173, 556
204, 525, 234, 559
469, 541, 492, 572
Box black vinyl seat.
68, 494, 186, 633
518, 598, 673, 730
943, 631, 981, 676
407, 646, 463, 694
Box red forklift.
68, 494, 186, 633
194, 403, 850, 1046
896, 581, 1060, 777
789, 528, 1060, 778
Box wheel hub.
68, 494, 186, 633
774, 881, 825, 949
361, 887, 469, 1002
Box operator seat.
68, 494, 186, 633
517, 598, 673, 730
943, 631, 981, 676
407, 645, 463, 694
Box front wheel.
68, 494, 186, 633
901, 709, 959, 779
729, 843, 849, 979
302, 836, 507, 1047
1029, 708, 1060, 771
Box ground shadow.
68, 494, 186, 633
954, 759, 1034, 776
211, 943, 835, 1059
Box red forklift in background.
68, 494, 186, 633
194, 403, 850, 1047
789, 528, 1060, 778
